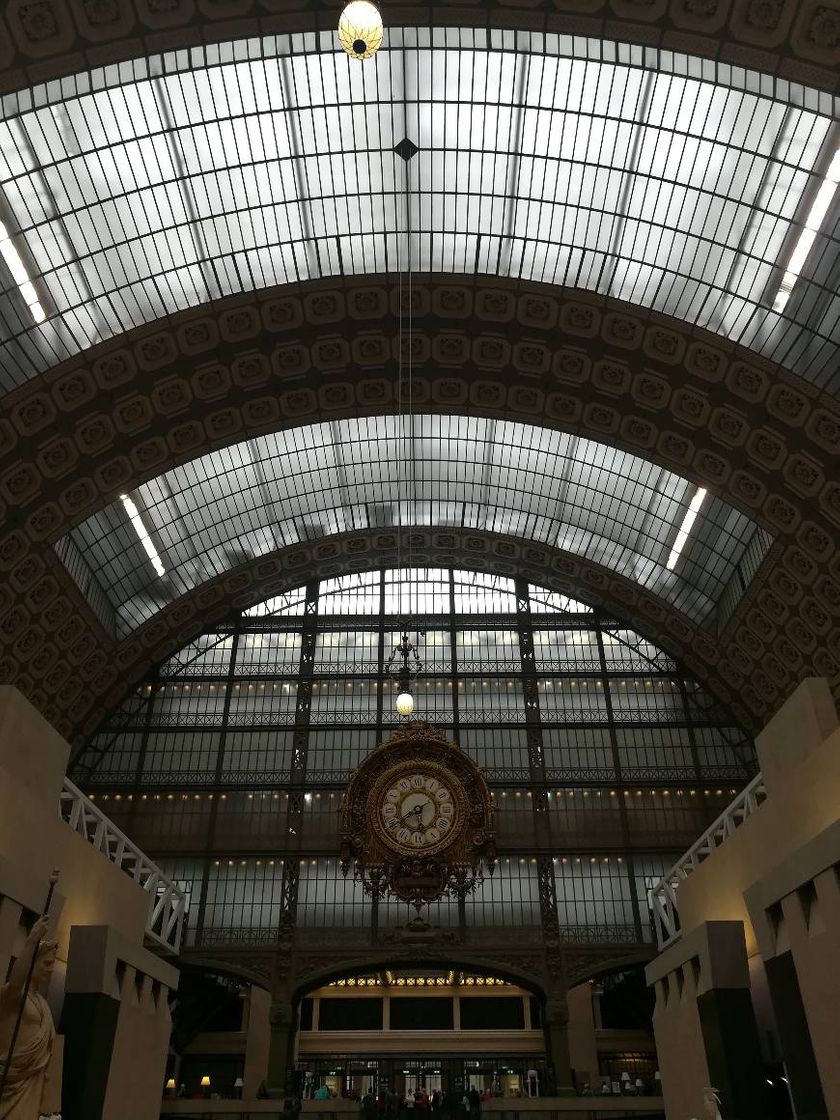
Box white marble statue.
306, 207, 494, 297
0, 916, 58, 1120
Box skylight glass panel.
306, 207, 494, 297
0, 32, 836, 395
55, 415, 767, 637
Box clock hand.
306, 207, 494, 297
400, 799, 431, 824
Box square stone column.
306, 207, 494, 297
646, 921, 769, 1120
745, 817, 840, 1119
243, 985, 271, 1101
61, 924, 178, 1120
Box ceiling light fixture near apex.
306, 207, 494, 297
0, 220, 45, 324
773, 147, 840, 314
666, 487, 707, 572
338, 0, 384, 60
120, 493, 165, 578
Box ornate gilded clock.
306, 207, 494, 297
340, 722, 496, 913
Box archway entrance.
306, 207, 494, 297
294, 965, 547, 1103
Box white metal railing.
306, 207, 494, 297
649, 772, 767, 950
58, 777, 186, 953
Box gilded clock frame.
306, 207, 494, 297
369, 759, 468, 859
339, 721, 497, 907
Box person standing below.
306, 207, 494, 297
386, 1086, 400, 1120
362, 1087, 377, 1120
0, 916, 57, 1120
467, 1087, 480, 1120
314, 1083, 331, 1100
441, 1086, 459, 1120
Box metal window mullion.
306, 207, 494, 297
286, 579, 319, 928
538, 855, 559, 938
515, 578, 548, 826
126, 667, 160, 834
194, 620, 242, 945
371, 894, 379, 946
375, 570, 385, 738
593, 613, 643, 939
279, 857, 299, 941
676, 668, 704, 786
449, 569, 460, 743
291, 580, 319, 786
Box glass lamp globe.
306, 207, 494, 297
338, 0, 384, 60
395, 691, 414, 717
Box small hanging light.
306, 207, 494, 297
387, 631, 422, 717
395, 691, 414, 717
338, 0, 384, 60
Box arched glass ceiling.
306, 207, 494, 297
0, 29, 837, 396
55, 414, 769, 637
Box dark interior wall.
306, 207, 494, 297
318, 997, 384, 1031
460, 996, 525, 1030
599, 968, 655, 1030
389, 997, 454, 1031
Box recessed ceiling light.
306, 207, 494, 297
0, 220, 45, 323
120, 493, 165, 577
773, 147, 840, 313
666, 487, 707, 571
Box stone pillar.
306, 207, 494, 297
266, 1000, 296, 1097
745, 818, 840, 1119
646, 921, 769, 1120
566, 982, 598, 1090
542, 996, 575, 1097
242, 986, 271, 1101
61, 924, 178, 1120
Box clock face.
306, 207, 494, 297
372, 768, 462, 856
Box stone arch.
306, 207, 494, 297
2, 278, 836, 543
68, 531, 758, 775
563, 947, 655, 989
1, 277, 838, 746
292, 954, 548, 1005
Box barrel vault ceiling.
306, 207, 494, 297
0, 0, 837, 747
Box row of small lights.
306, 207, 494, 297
146, 679, 674, 690
89, 788, 737, 802
328, 976, 507, 987
89, 788, 737, 803
192, 857, 623, 870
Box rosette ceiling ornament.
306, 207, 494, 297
340, 722, 496, 914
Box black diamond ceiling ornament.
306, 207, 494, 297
394, 137, 419, 162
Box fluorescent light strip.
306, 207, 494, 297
120, 493, 165, 577
773, 147, 840, 313
0, 220, 45, 323
666, 487, 707, 571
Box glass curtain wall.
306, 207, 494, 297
72, 568, 755, 948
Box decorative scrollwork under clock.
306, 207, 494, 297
340, 721, 496, 914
